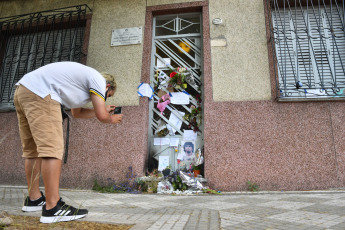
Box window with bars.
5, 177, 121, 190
269, 0, 345, 100
0, 5, 91, 111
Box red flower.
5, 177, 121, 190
170, 72, 177, 78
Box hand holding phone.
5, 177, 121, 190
113, 107, 122, 114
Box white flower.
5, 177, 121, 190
179, 67, 186, 73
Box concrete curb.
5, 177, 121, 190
1, 185, 344, 195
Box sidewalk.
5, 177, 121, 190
1, 186, 345, 230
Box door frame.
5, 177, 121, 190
141, 1, 212, 173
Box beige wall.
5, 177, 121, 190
86, 0, 146, 107
0, 0, 272, 107
88, 0, 202, 106
0, 0, 146, 107
209, 0, 271, 101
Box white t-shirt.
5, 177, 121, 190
16, 62, 106, 108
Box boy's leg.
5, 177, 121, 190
41, 157, 62, 210
25, 158, 42, 200
40, 157, 88, 223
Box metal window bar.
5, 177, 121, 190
268, 0, 345, 99
154, 40, 202, 92
155, 14, 201, 37
0, 5, 91, 110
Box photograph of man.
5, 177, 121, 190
181, 141, 196, 169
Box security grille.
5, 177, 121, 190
269, 0, 345, 99
0, 5, 91, 111
148, 13, 203, 172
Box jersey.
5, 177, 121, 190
16, 62, 106, 108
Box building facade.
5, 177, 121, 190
0, 0, 344, 191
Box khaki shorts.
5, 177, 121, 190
14, 85, 64, 160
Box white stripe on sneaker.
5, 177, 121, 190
64, 210, 71, 216
38, 201, 45, 206
60, 210, 68, 216
54, 210, 63, 215
54, 209, 71, 216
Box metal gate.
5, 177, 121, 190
147, 13, 203, 172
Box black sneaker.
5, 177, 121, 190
40, 198, 88, 223
22, 191, 46, 212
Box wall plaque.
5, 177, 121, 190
111, 27, 142, 46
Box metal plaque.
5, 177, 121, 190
111, 27, 142, 46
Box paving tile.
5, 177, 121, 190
1, 187, 345, 230
268, 210, 345, 228
257, 200, 315, 210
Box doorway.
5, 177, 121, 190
147, 13, 204, 172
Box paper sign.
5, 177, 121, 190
167, 111, 185, 134
157, 58, 171, 68
170, 92, 190, 105
154, 138, 170, 146
137, 83, 153, 99
169, 138, 179, 147
183, 130, 197, 141
158, 156, 169, 171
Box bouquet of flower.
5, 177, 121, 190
183, 105, 202, 132
168, 66, 190, 89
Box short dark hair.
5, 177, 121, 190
183, 142, 194, 153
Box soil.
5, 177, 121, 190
2, 215, 133, 230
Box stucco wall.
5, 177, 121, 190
87, 0, 146, 107
0, 0, 146, 107
209, 0, 271, 101
204, 100, 345, 191
0, 0, 149, 188
202, 0, 345, 191
0, 0, 272, 105
1, 0, 344, 192
0, 106, 149, 188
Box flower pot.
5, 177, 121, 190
193, 169, 200, 177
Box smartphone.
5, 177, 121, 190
113, 107, 122, 114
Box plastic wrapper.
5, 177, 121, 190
157, 180, 174, 194
184, 71, 197, 87
194, 148, 204, 166
179, 171, 205, 190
